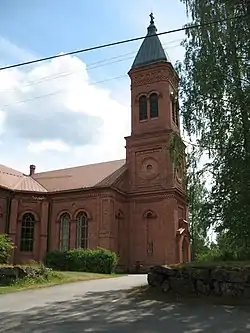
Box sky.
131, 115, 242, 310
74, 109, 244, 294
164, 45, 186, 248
0, 0, 189, 174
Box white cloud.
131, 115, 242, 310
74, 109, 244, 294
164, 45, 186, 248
0, 36, 36, 66
0, 40, 130, 172
27, 140, 70, 153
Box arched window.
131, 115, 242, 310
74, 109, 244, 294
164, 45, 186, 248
20, 213, 35, 252
171, 92, 179, 127
139, 95, 148, 121
149, 93, 159, 118
59, 213, 70, 251
75, 212, 88, 249
175, 100, 180, 127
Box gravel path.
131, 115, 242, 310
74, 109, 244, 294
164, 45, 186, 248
0, 274, 249, 332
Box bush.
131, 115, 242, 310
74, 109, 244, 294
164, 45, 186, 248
44, 248, 117, 274
44, 250, 68, 270
0, 234, 15, 264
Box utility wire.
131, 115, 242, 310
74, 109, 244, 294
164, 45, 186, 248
1, 41, 181, 94
0, 43, 180, 109
0, 15, 245, 72
0, 75, 127, 110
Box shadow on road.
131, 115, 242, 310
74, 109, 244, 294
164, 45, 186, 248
1, 287, 250, 332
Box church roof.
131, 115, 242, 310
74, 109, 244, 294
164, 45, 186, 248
131, 13, 168, 70
0, 164, 47, 192
33, 159, 126, 192
0, 159, 126, 193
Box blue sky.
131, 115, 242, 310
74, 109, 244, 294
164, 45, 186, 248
0, 0, 188, 173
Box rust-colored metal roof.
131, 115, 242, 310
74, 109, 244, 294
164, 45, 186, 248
0, 159, 126, 193
33, 159, 126, 192
0, 164, 47, 192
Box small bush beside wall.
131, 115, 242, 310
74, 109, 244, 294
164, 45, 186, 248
0, 234, 15, 264
44, 248, 118, 274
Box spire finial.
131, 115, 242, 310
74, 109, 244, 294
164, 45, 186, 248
149, 12, 154, 25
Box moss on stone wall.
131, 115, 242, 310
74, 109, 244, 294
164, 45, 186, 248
148, 263, 250, 299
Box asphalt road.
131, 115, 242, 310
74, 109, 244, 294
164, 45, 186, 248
0, 275, 250, 332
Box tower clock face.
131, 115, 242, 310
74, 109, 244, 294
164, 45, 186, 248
140, 158, 159, 180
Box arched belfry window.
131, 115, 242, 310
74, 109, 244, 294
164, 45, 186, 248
149, 93, 159, 118
139, 95, 148, 121
20, 213, 35, 252
171, 91, 179, 127
76, 212, 88, 249
59, 213, 70, 251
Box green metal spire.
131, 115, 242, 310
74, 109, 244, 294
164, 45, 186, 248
131, 13, 168, 70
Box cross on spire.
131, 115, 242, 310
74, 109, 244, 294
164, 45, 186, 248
149, 12, 154, 25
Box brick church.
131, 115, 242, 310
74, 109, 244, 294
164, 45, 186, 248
0, 15, 190, 271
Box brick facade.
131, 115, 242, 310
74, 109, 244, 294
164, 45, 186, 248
0, 19, 190, 271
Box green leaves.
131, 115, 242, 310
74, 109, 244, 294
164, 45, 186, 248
179, 0, 250, 257
0, 234, 14, 264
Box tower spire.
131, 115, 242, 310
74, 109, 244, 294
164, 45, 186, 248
130, 14, 168, 70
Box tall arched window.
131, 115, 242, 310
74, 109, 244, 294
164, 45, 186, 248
75, 212, 88, 249
171, 92, 179, 127
149, 93, 159, 118
20, 213, 35, 252
59, 213, 70, 251
139, 95, 148, 121
175, 100, 180, 127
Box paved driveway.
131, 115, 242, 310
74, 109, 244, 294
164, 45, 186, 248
0, 275, 250, 332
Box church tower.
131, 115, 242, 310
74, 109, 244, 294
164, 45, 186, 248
126, 14, 190, 269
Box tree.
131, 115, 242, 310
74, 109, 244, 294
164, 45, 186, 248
0, 234, 15, 264
179, 0, 250, 256
186, 149, 211, 260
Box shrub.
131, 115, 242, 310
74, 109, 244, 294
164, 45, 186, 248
44, 250, 68, 270
44, 248, 118, 274
0, 234, 15, 264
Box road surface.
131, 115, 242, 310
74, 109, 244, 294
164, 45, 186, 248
0, 275, 249, 332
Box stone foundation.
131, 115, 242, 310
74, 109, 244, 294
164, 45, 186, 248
148, 264, 250, 298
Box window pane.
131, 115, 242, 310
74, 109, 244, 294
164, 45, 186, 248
149, 93, 159, 118
139, 96, 147, 121
59, 213, 70, 251
172, 99, 176, 123
76, 212, 88, 249
20, 213, 35, 252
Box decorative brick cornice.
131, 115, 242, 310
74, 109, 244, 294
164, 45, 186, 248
50, 191, 117, 202
131, 68, 178, 88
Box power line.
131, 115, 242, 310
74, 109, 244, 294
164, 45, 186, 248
1, 41, 181, 94
0, 43, 181, 109
0, 15, 244, 72
0, 75, 127, 110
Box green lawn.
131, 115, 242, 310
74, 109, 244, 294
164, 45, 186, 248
0, 270, 120, 294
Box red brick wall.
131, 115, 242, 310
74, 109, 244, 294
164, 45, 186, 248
125, 60, 189, 269
9, 189, 129, 266
0, 189, 9, 234
5, 59, 189, 270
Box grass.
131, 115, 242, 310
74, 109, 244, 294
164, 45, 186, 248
0, 270, 120, 295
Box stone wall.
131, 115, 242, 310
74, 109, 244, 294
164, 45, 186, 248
148, 264, 250, 298
0, 265, 51, 286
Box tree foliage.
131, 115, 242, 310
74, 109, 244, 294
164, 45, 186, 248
179, 0, 250, 255
186, 150, 212, 259
0, 234, 14, 264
